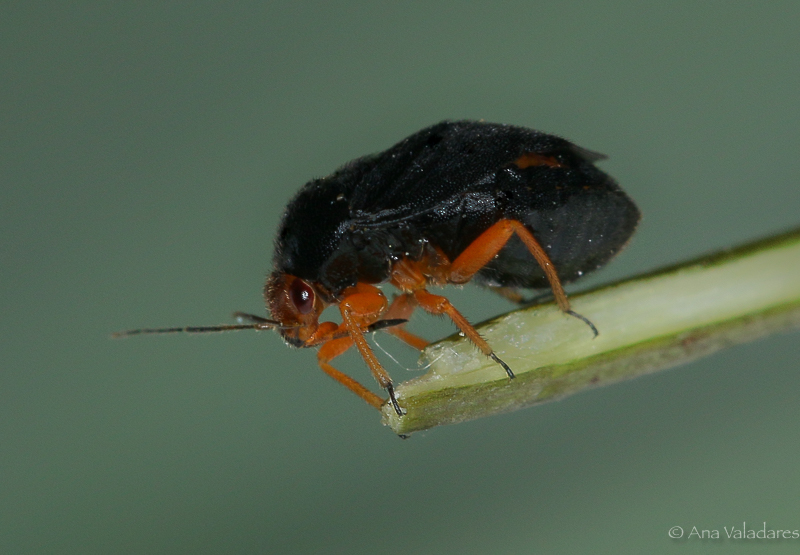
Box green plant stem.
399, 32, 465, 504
381, 227, 800, 435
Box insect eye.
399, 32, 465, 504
290, 279, 315, 314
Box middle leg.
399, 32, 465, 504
412, 288, 515, 378
391, 255, 515, 379
381, 293, 429, 351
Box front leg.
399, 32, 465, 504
338, 283, 403, 415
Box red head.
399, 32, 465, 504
264, 272, 327, 347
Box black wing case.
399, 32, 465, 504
349, 120, 640, 289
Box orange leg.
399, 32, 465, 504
317, 336, 385, 410
337, 284, 404, 415
448, 219, 597, 336
381, 293, 429, 351
448, 220, 568, 310
412, 288, 514, 378
391, 256, 515, 378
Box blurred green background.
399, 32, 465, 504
2, 2, 799, 553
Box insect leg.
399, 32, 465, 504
412, 289, 514, 379
317, 336, 386, 410
382, 293, 429, 350
448, 219, 597, 337
390, 256, 513, 376
338, 286, 404, 415
505, 220, 598, 337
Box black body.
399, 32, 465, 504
273, 121, 640, 300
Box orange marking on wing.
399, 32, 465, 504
513, 152, 564, 169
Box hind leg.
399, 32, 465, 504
449, 219, 597, 336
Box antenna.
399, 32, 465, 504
111, 313, 408, 338
111, 312, 279, 338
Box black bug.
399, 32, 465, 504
116, 120, 640, 416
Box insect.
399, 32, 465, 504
116, 120, 640, 416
